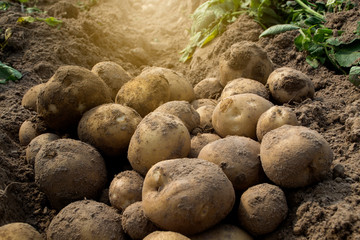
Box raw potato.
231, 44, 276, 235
109, 170, 144, 211
92, 61, 132, 100
191, 224, 253, 240
0, 222, 43, 240
267, 67, 315, 103
219, 41, 273, 86
198, 136, 264, 191
143, 231, 190, 240
238, 183, 288, 236
35, 139, 107, 210
26, 133, 60, 165
212, 93, 273, 139
197, 105, 215, 131
77, 103, 142, 157
128, 112, 191, 175
37, 65, 112, 131
189, 133, 221, 158
220, 78, 269, 100
260, 125, 333, 188
115, 73, 170, 117
122, 201, 158, 240
256, 106, 298, 142
19, 120, 40, 146
21, 83, 45, 111
154, 101, 200, 131
47, 200, 126, 240
194, 77, 223, 99
142, 158, 235, 235
141, 67, 195, 102
191, 98, 218, 110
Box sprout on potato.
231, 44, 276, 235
220, 78, 269, 100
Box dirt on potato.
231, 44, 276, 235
0, 0, 360, 239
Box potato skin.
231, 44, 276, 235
26, 133, 60, 165
191, 98, 218, 110
260, 125, 333, 188
142, 158, 235, 235
47, 200, 126, 240
191, 224, 253, 240
21, 83, 45, 111
19, 120, 40, 146
0, 222, 43, 240
197, 105, 215, 131
238, 183, 288, 236
189, 133, 221, 158
143, 231, 190, 240
194, 77, 223, 99
220, 78, 269, 100
35, 139, 107, 210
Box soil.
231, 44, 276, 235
0, 0, 359, 239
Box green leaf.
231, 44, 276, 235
259, 24, 300, 38
306, 56, 319, 68
0, 1, 10, 10
42, 17, 63, 27
17, 16, 36, 23
26, 7, 42, 14
349, 66, 360, 87
334, 40, 360, 67
18, 0, 29, 3
0, 62, 22, 84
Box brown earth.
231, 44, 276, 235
0, 0, 359, 239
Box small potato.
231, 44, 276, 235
143, 231, 190, 240
21, 83, 45, 111
154, 101, 200, 132
189, 133, 221, 158
194, 77, 223, 99
196, 105, 216, 131
198, 136, 264, 191
212, 93, 273, 139
191, 224, 253, 240
47, 200, 126, 240
267, 67, 315, 103
115, 73, 170, 117
219, 41, 273, 86
19, 120, 39, 146
26, 133, 60, 165
256, 106, 298, 142
260, 125, 333, 188
109, 170, 144, 211
122, 201, 158, 240
92, 61, 132, 100
238, 183, 288, 236
0, 222, 43, 240
77, 103, 142, 157
142, 158, 235, 235
128, 112, 191, 175
37, 65, 112, 131
191, 98, 218, 110
35, 139, 107, 210
220, 78, 269, 100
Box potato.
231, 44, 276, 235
122, 201, 158, 240
128, 112, 191, 175
37, 65, 112, 131
154, 101, 200, 132
109, 170, 144, 211
142, 158, 235, 235
91, 61, 132, 100
267, 67, 315, 103
212, 93, 273, 139
256, 106, 298, 142
141, 67, 195, 102
260, 125, 333, 188
35, 139, 107, 210
191, 224, 253, 240
26, 133, 60, 165
47, 200, 126, 240
0, 222, 43, 240
219, 41, 273, 87
191, 98, 218, 110
189, 133, 221, 158
238, 183, 288, 236
197, 105, 215, 131
77, 103, 142, 157
198, 136, 264, 191
194, 77, 223, 99
19, 120, 39, 146
115, 73, 170, 117
220, 78, 269, 100
21, 83, 45, 111
143, 231, 190, 240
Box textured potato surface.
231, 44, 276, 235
191, 224, 253, 240
220, 78, 269, 100
26, 133, 60, 165
0, 222, 43, 240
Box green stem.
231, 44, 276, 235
294, 0, 325, 21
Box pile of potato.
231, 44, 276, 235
14, 41, 333, 239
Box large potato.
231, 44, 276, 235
143, 231, 190, 240
35, 139, 107, 210
47, 200, 126, 240
26, 133, 60, 165
191, 224, 253, 240
142, 158, 235, 235
198, 136, 264, 191
115, 73, 170, 117
0, 222, 43, 240
260, 125, 333, 188
212, 93, 273, 139
128, 112, 191, 175
220, 78, 269, 100
37, 65, 112, 131
77, 103, 142, 157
